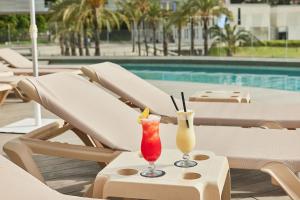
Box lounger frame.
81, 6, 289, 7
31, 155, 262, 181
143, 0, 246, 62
0, 84, 30, 104
0, 84, 11, 105
3, 121, 121, 183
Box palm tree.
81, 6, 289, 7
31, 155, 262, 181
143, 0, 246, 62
117, 0, 146, 56
160, 6, 173, 56
82, 19, 92, 56
49, 0, 74, 56
134, 0, 151, 56
184, 0, 232, 55
170, 3, 189, 56
116, 0, 136, 53
64, 33, 71, 56
210, 24, 251, 56
81, 0, 105, 56
61, 1, 91, 56
190, 17, 197, 55
51, 0, 119, 56
179, 0, 198, 55
81, 0, 119, 56
145, 0, 161, 56
67, 2, 94, 56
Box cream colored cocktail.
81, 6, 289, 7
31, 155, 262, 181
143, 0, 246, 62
175, 110, 197, 168
176, 110, 195, 153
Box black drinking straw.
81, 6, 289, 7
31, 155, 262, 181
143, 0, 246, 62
170, 95, 179, 111
181, 92, 189, 128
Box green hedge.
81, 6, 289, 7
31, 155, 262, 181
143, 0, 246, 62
208, 47, 227, 56
243, 40, 300, 47
264, 40, 300, 47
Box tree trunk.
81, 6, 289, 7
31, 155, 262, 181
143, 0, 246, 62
163, 23, 168, 56
59, 35, 65, 56
92, 7, 101, 56
190, 17, 195, 55
131, 21, 136, 53
70, 32, 77, 56
83, 20, 90, 56
152, 26, 157, 56
226, 48, 232, 56
137, 22, 141, 56
227, 43, 233, 56
77, 32, 83, 56
203, 18, 209, 56
143, 20, 148, 56
64, 36, 70, 56
177, 23, 182, 56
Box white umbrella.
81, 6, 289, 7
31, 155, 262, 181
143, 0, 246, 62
29, 0, 42, 126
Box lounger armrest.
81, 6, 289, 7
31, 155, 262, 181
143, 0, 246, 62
261, 162, 300, 200
20, 137, 121, 163
81, 67, 98, 82
22, 120, 65, 140
17, 79, 42, 103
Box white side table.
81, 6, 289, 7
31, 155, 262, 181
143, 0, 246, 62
92, 149, 230, 200
189, 90, 250, 103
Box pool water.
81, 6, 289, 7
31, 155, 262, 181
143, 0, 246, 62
122, 64, 300, 92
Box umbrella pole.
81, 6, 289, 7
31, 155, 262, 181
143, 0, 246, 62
29, 0, 42, 126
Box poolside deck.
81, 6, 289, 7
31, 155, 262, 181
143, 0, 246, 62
1, 81, 297, 200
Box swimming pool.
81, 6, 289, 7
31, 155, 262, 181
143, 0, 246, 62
122, 63, 300, 92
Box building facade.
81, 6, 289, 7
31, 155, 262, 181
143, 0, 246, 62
271, 5, 300, 40
0, 0, 48, 14
228, 4, 272, 40
229, 3, 300, 40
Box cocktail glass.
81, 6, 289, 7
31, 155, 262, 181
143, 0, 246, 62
140, 115, 165, 178
174, 110, 197, 168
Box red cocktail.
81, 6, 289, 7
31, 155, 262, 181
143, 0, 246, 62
140, 115, 165, 178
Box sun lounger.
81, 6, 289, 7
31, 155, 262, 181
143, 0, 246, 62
0, 48, 81, 75
0, 155, 100, 200
0, 69, 14, 77
0, 62, 13, 74
0, 71, 14, 76
82, 62, 300, 129
3, 73, 300, 199
0, 83, 13, 105
0, 75, 30, 102
0, 66, 29, 103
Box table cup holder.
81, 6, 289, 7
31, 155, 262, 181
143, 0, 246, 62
230, 95, 239, 98
193, 154, 209, 161
201, 95, 209, 98
233, 91, 240, 94
183, 172, 201, 180
118, 168, 138, 176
